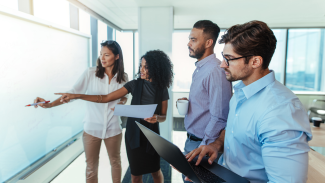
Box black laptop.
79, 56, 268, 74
135, 121, 250, 183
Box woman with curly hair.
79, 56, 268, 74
56, 50, 173, 183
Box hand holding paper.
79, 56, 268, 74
113, 104, 158, 119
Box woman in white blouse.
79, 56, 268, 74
33, 40, 128, 183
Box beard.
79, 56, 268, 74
189, 45, 205, 59
224, 64, 252, 82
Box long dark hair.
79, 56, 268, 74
96, 40, 126, 83
138, 50, 173, 89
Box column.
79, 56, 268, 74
90, 17, 98, 66
138, 7, 174, 141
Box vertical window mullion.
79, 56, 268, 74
90, 17, 98, 67
283, 29, 289, 86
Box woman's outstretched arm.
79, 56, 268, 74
55, 87, 129, 103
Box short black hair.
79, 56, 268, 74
139, 50, 173, 89
193, 20, 220, 46
219, 20, 277, 69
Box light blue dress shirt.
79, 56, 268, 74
218, 71, 313, 183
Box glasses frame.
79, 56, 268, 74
221, 52, 254, 66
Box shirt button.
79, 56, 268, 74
227, 147, 229, 149
223, 163, 225, 166
232, 131, 233, 133
236, 114, 238, 116
196, 70, 199, 72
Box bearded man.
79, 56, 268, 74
176, 20, 232, 183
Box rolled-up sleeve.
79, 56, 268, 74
200, 69, 232, 146
258, 101, 312, 183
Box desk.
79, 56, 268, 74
309, 123, 325, 147
308, 123, 325, 183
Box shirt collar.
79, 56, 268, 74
104, 72, 118, 79
234, 70, 276, 99
113, 73, 118, 78
195, 53, 216, 68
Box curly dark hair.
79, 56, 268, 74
138, 50, 173, 89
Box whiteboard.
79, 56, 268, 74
0, 10, 89, 182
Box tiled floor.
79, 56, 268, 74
51, 130, 187, 183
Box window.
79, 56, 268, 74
97, 20, 107, 54
116, 31, 134, 80
171, 30, 227, 91
0, 0, 18, 10
285, 29, 325, 91
33, 0, 70, 28
269, 29, 287, 83
134, 31, 139, 76
172, 30, 195, 91
172, 29, 302, 90
79, 9, 90, 35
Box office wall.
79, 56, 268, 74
0, 8, 89, 182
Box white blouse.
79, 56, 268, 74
67, 67, 128, 139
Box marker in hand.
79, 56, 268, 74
26, 101, 50, 107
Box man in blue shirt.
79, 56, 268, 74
186, 20, 313, 183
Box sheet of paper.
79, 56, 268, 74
114, 104, 158, 118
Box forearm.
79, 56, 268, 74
156, 115, 166, 122
209, 129, 225, 152
50, 98, 65, 108
200, 116, 227, 146
76, 94, 113, 103
157, 100, 168, 122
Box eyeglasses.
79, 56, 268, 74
221, 52, 253, 66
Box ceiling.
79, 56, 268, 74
78, 0, 325, 30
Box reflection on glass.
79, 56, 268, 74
286, 29, 325, 91
116, 31, 134, 80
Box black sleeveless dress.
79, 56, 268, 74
124, 78, 169, 176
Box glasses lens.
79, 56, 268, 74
221, 52, 229, 66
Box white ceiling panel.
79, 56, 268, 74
75, 0, 325, 30
110, 0, 138, 7
108, 7, 137, 16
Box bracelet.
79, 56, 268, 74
96, 95, 99, 102
99, 95, 102, 103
